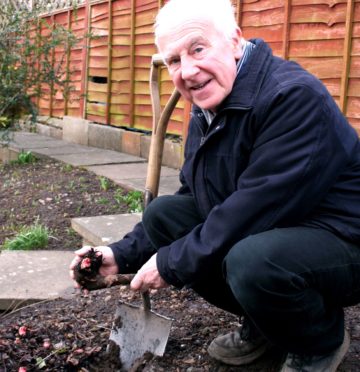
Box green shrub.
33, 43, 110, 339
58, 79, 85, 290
2, 222, 51, 250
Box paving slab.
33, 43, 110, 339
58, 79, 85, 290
34, 143, 102, 156
52, 150, 145, 166
8, 135, 66, 150
114, 176, 181, 195
0, 250, 75, 311
86, 163, 180, 195
71, 213, 142, 246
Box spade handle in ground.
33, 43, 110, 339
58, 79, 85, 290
112, 274, 152, 312
141, 291, 151, 312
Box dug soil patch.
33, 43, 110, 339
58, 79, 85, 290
1, 158, 360, 371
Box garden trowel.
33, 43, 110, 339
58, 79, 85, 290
108, 54, 181, 371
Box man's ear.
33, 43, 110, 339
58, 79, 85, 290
231, 27, 243, 59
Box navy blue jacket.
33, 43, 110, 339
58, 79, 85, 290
110, 39, 360, 288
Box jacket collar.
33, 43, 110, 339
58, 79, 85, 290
221, 39, 273, 109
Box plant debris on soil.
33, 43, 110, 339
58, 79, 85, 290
1, 157, 360, 371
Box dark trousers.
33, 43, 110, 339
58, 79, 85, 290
142, 195, 360, 355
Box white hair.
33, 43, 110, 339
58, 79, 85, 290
154, 0, 238, 50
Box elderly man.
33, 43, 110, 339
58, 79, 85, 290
70, 0, 360, 370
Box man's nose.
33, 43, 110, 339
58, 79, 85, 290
181, 57, 199, 80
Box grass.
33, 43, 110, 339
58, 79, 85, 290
2, 221, 52, 250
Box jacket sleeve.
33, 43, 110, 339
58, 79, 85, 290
108, 222, 156, 274
157, 83, 355, 288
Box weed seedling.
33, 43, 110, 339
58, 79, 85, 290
99, 176, 111, 191
18, 151, 36, 164
10, 151, 36, 165
62, 164, 73, 172
96, 197, 110, 205
114, 189, 143, 213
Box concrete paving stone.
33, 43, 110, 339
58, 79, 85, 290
71, 213, 142, 247
9, 133, 65, 150
51, 150, 146, 166
86, 163, 180, 195
115, 176, 181, 196
34, 143, 102, 156
0, 250, 75, 311
86, 163, 178, 180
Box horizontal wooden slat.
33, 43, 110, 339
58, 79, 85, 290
88, 67, 108, 77
347, 97, 360, 118
88, 56, 108, 68
242, 8, 285, 27
348, 79, 360, 97
111, 81, 131, 92
110, 114, 130, 126
111, 57, 131, 68
291, 0, 347, 6
289, 39, 345, 57
86, 114, 107, 124
110, 104, 131, 114
293, 57, 343, 78
110, 94, 131, 104
350, 56, 360, 78
86, 102, 107, 115
87, 91, 108, 103
243, 0, 284, 12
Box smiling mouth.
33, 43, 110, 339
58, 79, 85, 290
191, 79, 211, 90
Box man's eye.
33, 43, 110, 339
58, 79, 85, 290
168, 58, 180, 66
194, 47, 204, 54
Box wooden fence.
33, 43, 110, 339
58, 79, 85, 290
37, 0, 360, 136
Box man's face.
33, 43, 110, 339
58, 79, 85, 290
158, 18, 242, 112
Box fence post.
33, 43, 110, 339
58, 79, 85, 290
282, 0, 291, 60
339, 0, 355, 114
129, 0, 136, 128
79, 0, 90, 118
105, 0, 113, 124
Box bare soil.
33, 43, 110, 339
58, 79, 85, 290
1, 157, 360, 371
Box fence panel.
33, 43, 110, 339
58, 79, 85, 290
33, 0, 360, 136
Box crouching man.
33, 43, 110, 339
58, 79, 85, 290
70, 0, 360, 370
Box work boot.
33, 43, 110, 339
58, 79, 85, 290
280, 329, 350, 372
207, 317, 270, 366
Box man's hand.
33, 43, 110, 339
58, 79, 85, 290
69, 245, 119, 289
130, 253, 169, 292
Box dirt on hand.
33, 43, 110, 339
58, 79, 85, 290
73, 248, 135, 291
1, 157, 360, 371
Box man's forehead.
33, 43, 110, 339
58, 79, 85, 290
161, 32, 211, 59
